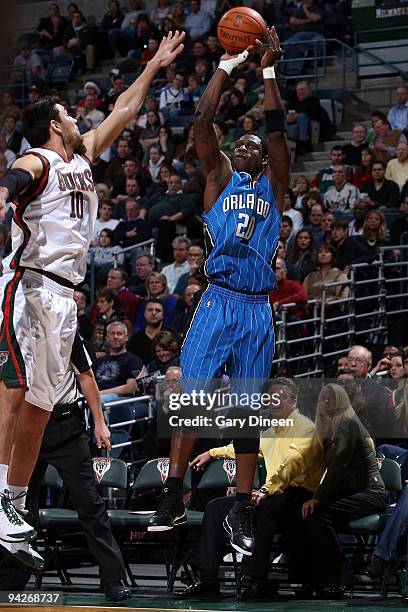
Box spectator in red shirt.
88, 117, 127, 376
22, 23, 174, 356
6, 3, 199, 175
90, 267, 139, 325
269, 257, 308, 318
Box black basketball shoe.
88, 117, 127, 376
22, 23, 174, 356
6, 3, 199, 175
147, 487, 187, 532
223, 500, 255, 556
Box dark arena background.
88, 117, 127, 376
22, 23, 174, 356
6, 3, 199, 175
0, 0, 408, 610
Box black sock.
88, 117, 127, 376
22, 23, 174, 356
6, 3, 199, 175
166, 477, 183, 491
235, 492, 251, 504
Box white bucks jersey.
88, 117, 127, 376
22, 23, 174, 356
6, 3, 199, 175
4, 148, 98, 285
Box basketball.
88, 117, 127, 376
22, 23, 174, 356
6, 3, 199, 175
217, 7, 267, 55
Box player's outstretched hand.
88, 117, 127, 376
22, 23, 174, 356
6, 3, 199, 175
256, 26, 283, 68
150, 30, 185, 69
0, 188, 8, 221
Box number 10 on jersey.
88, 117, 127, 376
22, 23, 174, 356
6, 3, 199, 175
235, 212, 256, 241
70, 191, 84, 219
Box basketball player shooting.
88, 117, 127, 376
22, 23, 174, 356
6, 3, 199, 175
148, 27, 291, 556
0, 32, 184, 556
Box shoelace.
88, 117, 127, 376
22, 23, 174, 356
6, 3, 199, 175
0, 491, 25, 527
237, 504, 254, 538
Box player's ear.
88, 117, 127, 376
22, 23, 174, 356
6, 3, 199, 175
50, 119, 63, 137
262, 155, 269, 167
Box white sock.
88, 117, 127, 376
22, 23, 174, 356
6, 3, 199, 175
7, 485, 27, 512
0, 464, 8, 493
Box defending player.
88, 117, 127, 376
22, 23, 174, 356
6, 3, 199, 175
148, 28, 291, 556
0, 31, 185, 545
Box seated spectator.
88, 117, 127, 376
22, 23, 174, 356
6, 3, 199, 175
286, 229, 317, 281
283, 189, 303, 232
74, 289, 92, 340
322, 210, 334, 244
134, 271, 178, 330
367, 109, 387, 144
88, 229, 124, 288
151, 0, 171, 26
214, 121, 234, 158
303, 244, 348, 302
114, 198, 152, 249
269, 257, 308, 317
101, 0, 124, 34
385, 141, 408, 190
175, 378, 323, 601
140, 34, 161, 65
0, 116, 23, 156
129, 253, 155, 297
171, 1, 186, 28
36, 2, 67, 51
145, 144, 166, 183
147, 175, 194, 260
161, 236, 191, 290
185, 0, 211, 38
289, 384, 386, 597
369, 116, 406, 164
283, 0, 326, 78
128, 299, 174, 364
142, 163, 174, 200
175, 123, 198, 166
293, 174, 310, 210
92, 198, 119, 246
300, 189, 323, 225
342, 124, 369, 167
234, 115, 261, 140
390, 193, 408, 244
158, 125, 176, 163
348, 199, 371, 237
111, 157, 140, 202
330, 219, 373, 269
62, 10, 96, 73
172, 283, 202, 335
147, 330, 180, 374
159, 72, 192, 117
324, 164, 360, 212
76, 95, 105, 133
220, 89, 248, 128
173, 245, 205, 295
361, 161, 400, 209
280, 215, 294, 248
274, 240, 299, 282
387, 84, 408, 132
183, 161, 206, 198
107, 0, 146, 57
93, 322, 145, 412
353, 209, 389, 261
136, 94, 165, 128
305, 203, 325, 247
91, 288, 132, 354
139, 110, 161, 154
311, 146, 352, 193
286, 80, 334, 143
76, 80, 104, 107
352, 147, 376, 190
101, 74, 128, 116
13, 42, 45, 85
90, 267, 139, 324
103, 137, 132, 186
0, 91, 21, 124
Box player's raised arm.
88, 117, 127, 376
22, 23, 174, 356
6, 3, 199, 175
194, 51, 248, 210
260, 27, 291, 215
83, 31, 185, 161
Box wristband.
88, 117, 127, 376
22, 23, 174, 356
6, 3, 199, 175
218, 50, 249, 76
263, 67, 276, 79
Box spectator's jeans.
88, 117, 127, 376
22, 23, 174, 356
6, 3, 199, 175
287, 112, 310, 142
107, 27, 134, 56
377, 444, 408, 466
283, 31, 325, 76
374, 485, 408, 563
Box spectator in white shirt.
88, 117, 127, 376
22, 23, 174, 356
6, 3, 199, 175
13, 43, 45, 83
324, 164, 360, 212
387, 85, 408, 132
76, 94, 105, 133
159, 72, 192, 117
385, 141, 408, 190
93, 201, 119, 245
161, 236, 191, 292
284, 189, 303, 231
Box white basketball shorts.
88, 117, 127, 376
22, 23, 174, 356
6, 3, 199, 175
0, 268, 76, 411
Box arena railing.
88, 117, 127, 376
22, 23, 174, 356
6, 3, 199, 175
88, 238, 155, 300
102, 395, 155, 455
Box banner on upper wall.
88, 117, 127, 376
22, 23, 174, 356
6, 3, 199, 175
352, 0, 408, 43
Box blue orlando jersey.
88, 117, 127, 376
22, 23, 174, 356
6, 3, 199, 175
203, 171, 281, 293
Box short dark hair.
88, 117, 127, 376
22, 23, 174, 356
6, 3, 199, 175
281, 214, 293, 226
144, 298, 164, 312
372, 160, 387, 170
332, 218, 349, 230
331, 145, 343, 153
23, 97, 60, 147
